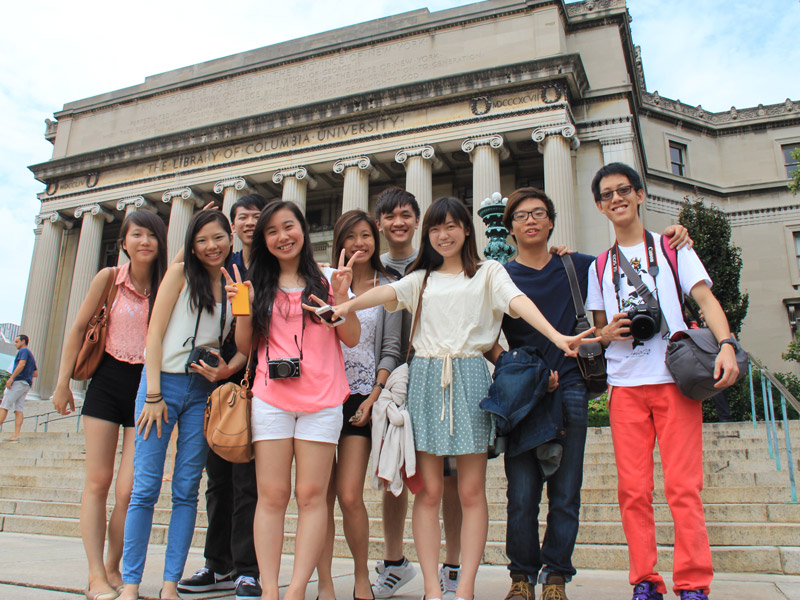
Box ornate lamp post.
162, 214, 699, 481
478, 192, 516, 264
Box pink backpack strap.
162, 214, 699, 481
596, 249, 610, 294
659, 234, 683, 309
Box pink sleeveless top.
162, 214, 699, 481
105, 263, 150, 364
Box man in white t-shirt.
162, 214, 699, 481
370, 187, 462, 599
585, 163, 739, 600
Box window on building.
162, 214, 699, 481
669, 142, 687, 176
783, 144, 800, 178
793, 232, 800, 273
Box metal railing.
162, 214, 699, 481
0, 408, 82, 433
748, 353, 799, 503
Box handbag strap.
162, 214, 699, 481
240, 343, 256, 390
405, 270, 430, 364
92, 267, 118, 324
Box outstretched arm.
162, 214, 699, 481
509, 295, 598, 357
331, 284, 399, 321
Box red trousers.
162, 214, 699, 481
609, 383, 713, 595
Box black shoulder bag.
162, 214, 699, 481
561, 255, 608, 398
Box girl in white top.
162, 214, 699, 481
119, 211, 244, 600
332, 197, 597, 600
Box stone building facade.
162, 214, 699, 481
24, 0, 800, 400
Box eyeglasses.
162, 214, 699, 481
599, 185, 634, 202
511, 208, 549, 222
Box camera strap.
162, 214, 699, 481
182, 275, 228, 351
264, 298, 306, 362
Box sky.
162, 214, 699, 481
0, 0, 797, 326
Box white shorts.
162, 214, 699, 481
1, 381, 30, 413
251, 397, 343, 444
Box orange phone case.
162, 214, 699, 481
231, 283, 250, 316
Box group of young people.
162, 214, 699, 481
51, 161, 738, 600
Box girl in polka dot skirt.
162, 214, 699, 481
331, 196, 597, 600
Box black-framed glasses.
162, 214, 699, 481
599, 185, 634, 202
511, 208, 549, 222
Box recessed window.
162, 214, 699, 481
793, 232, 800, 273
669, 142, 687, 176
783, 144, 800, 178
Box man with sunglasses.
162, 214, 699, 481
494, 187, 692, 600
586, 163, 739, 600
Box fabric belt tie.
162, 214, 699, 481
440, 354, 455, 436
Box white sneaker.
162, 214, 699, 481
439, 565, 460, 598
372, 557, 417, 598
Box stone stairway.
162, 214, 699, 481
0, 420, 798, 574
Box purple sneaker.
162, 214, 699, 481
679, 591, 709, 600
632, 581, 664, 600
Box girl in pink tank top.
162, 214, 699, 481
224, 201, 361, 600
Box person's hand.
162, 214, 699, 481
714, 344, 739, 388
547, 370, 559, 393
222, 264, 254, 307
600, 313, 631, 344
662, 224, 693, 250
329, 249, 362, 301
201, 201, 220, 212
549, 245, 574, 256
350, 393, 376, 427
4, 378, 12, 390
189, 350, 230, 383
136, 397, 169, 440
555, 328, 601, 357
52, 384, 75, 415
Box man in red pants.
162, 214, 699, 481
586, 163, 740, 600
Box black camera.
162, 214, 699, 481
268, 358, 301, 379
626, 302, 661, 342
185, 347, 220, 374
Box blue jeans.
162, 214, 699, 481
505, 381, 588, 583
122, 370, 213, 584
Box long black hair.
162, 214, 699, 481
248, 201, 328, 340
118, 210, 168, 319
183, 210, 232, 314
408, 197, 480, 278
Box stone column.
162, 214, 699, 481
20, 212, 72, 399
396, 145, 441, 248
115, 196, 153, 264
461, 135, 508, 257
214, 177, 251, 253
532, 124, 580, 249
333, 156, 375, 214
272, 167, 317, 214
163, 187, 203, 260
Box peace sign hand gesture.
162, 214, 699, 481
329, 249, 362, 303
221, 264, 253, 309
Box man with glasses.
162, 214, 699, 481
494, 186, 691, 600
586, 163, 739, 600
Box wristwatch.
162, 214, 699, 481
718, 337, 737, 350
374, 381, 385, 390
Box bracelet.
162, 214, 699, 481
145, 394, 163, 403
374, 382, 385, 390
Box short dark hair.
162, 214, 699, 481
374, 186, 420, 220
17, 335, 28, 345
590, 162, 644, 204
230, 193, 268, 221
333, 210, 391, 280
503, 187, 557, 240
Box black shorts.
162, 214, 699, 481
81, 353, 143, 427
340, 393, 371, 439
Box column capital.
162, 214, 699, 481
532, 123, 580, 152
116, 196, 156, 212
461, 134, 504, 153
35, 211, 74, 229
395, 145, 442, 168
333, 156, 377, 179
213, 177, 250, 195
74, 204, 114, 222
272, 166, 317, 189
162, 187, 203, 207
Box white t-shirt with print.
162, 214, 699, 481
586, 232, 712, 387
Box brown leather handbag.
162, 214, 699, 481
73, 267, 118, 381
205, 349, 254, 463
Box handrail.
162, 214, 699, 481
0, 408, 82, 433
747, 352, 798, 503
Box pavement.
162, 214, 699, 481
0, 533, 799, 600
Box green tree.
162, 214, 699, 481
678, 196, 749, 337
790, 148, 800, 196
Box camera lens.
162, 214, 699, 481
275, 361, 292, 378
630, 314, 657, 341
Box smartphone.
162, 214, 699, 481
231, 283, 250, 316
315, 304, 345, 326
